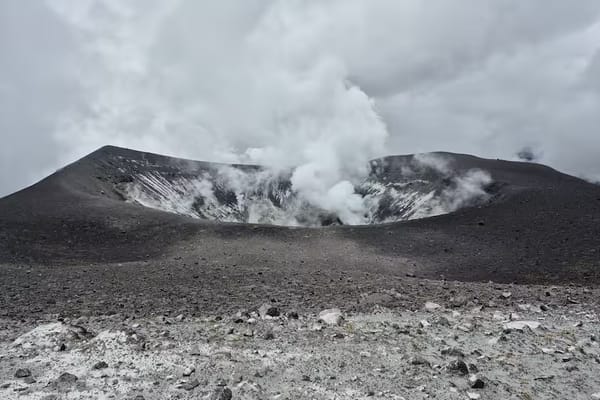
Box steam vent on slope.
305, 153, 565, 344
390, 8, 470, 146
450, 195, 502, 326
87, 147, 496, 227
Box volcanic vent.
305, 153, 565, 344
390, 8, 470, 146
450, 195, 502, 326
94, 147, 497, 226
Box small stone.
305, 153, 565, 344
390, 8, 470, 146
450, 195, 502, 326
15, 369, 31, 378
591, 392, 600, 399
254, 368, 268, 378
503, 321, 541, 331
215, 379, 227, 387
263, 331, 275, 340
258, 304, 280, 318
467, 393, 481, 399
493, 311, 507, 321
501, 291, 512, 299
446, 360, 469, 376
450, 295, 468, 308
441, 347, 465, 358
212, 387, 233, 400
419, 320, 431, 328
57, 373, 78, 384
469, 375, 485, 389
534, 375, 555, 381
93, 361, 109, 370
541, 348, 555, 354
183, 367, 195, 377
424, 301, 441, 311
410, 356, 430, 366
287, 311, 299, 320
318, 309, 344, 326
180, 379, 200, 391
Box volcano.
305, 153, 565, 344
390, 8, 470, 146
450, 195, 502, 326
1, 145, 598, 287
2, 144, 600, 400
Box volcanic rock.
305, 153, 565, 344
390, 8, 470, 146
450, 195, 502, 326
447, 360, 469, 376
424, 301, 441, 311
93, 361, 108, 370
258, 304, 280, 318
57, 372, 78, 384
15, 369, 31, 378
180, 379, 200, 391
441, 347, 465, 358
318, 309, 344, 326
212, 386, 233, 400
469, 375, 485, 389
410, 356, 430, 366
504, 321, 541, 331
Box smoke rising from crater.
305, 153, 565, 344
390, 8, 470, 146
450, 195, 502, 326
44, 0, 389, 224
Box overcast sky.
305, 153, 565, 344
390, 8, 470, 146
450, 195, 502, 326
2, 0, 600, 197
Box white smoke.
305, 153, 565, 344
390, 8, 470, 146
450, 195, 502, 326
409, 154, 493, 218
45, 0, 388, 225
118, 151, 494, 226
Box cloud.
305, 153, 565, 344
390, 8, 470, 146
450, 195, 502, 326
1, 0, 600, 198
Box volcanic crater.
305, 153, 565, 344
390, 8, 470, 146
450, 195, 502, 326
103, 147, 498, 226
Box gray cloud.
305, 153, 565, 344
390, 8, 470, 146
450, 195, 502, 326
0, 0, 82, 195
1, 0, 600, 198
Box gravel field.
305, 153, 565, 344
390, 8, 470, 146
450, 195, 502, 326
2, 284, 600, 400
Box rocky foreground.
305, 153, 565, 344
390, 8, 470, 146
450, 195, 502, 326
1, 289, 600, 400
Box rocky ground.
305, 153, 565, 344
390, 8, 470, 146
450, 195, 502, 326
1, 148, 600, 399
1, 285, 600, 400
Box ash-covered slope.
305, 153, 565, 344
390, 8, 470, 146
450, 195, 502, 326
0, 145, 500, 227
1, 145, 599, 284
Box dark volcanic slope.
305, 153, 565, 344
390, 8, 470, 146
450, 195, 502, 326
1, 145, 599, 287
